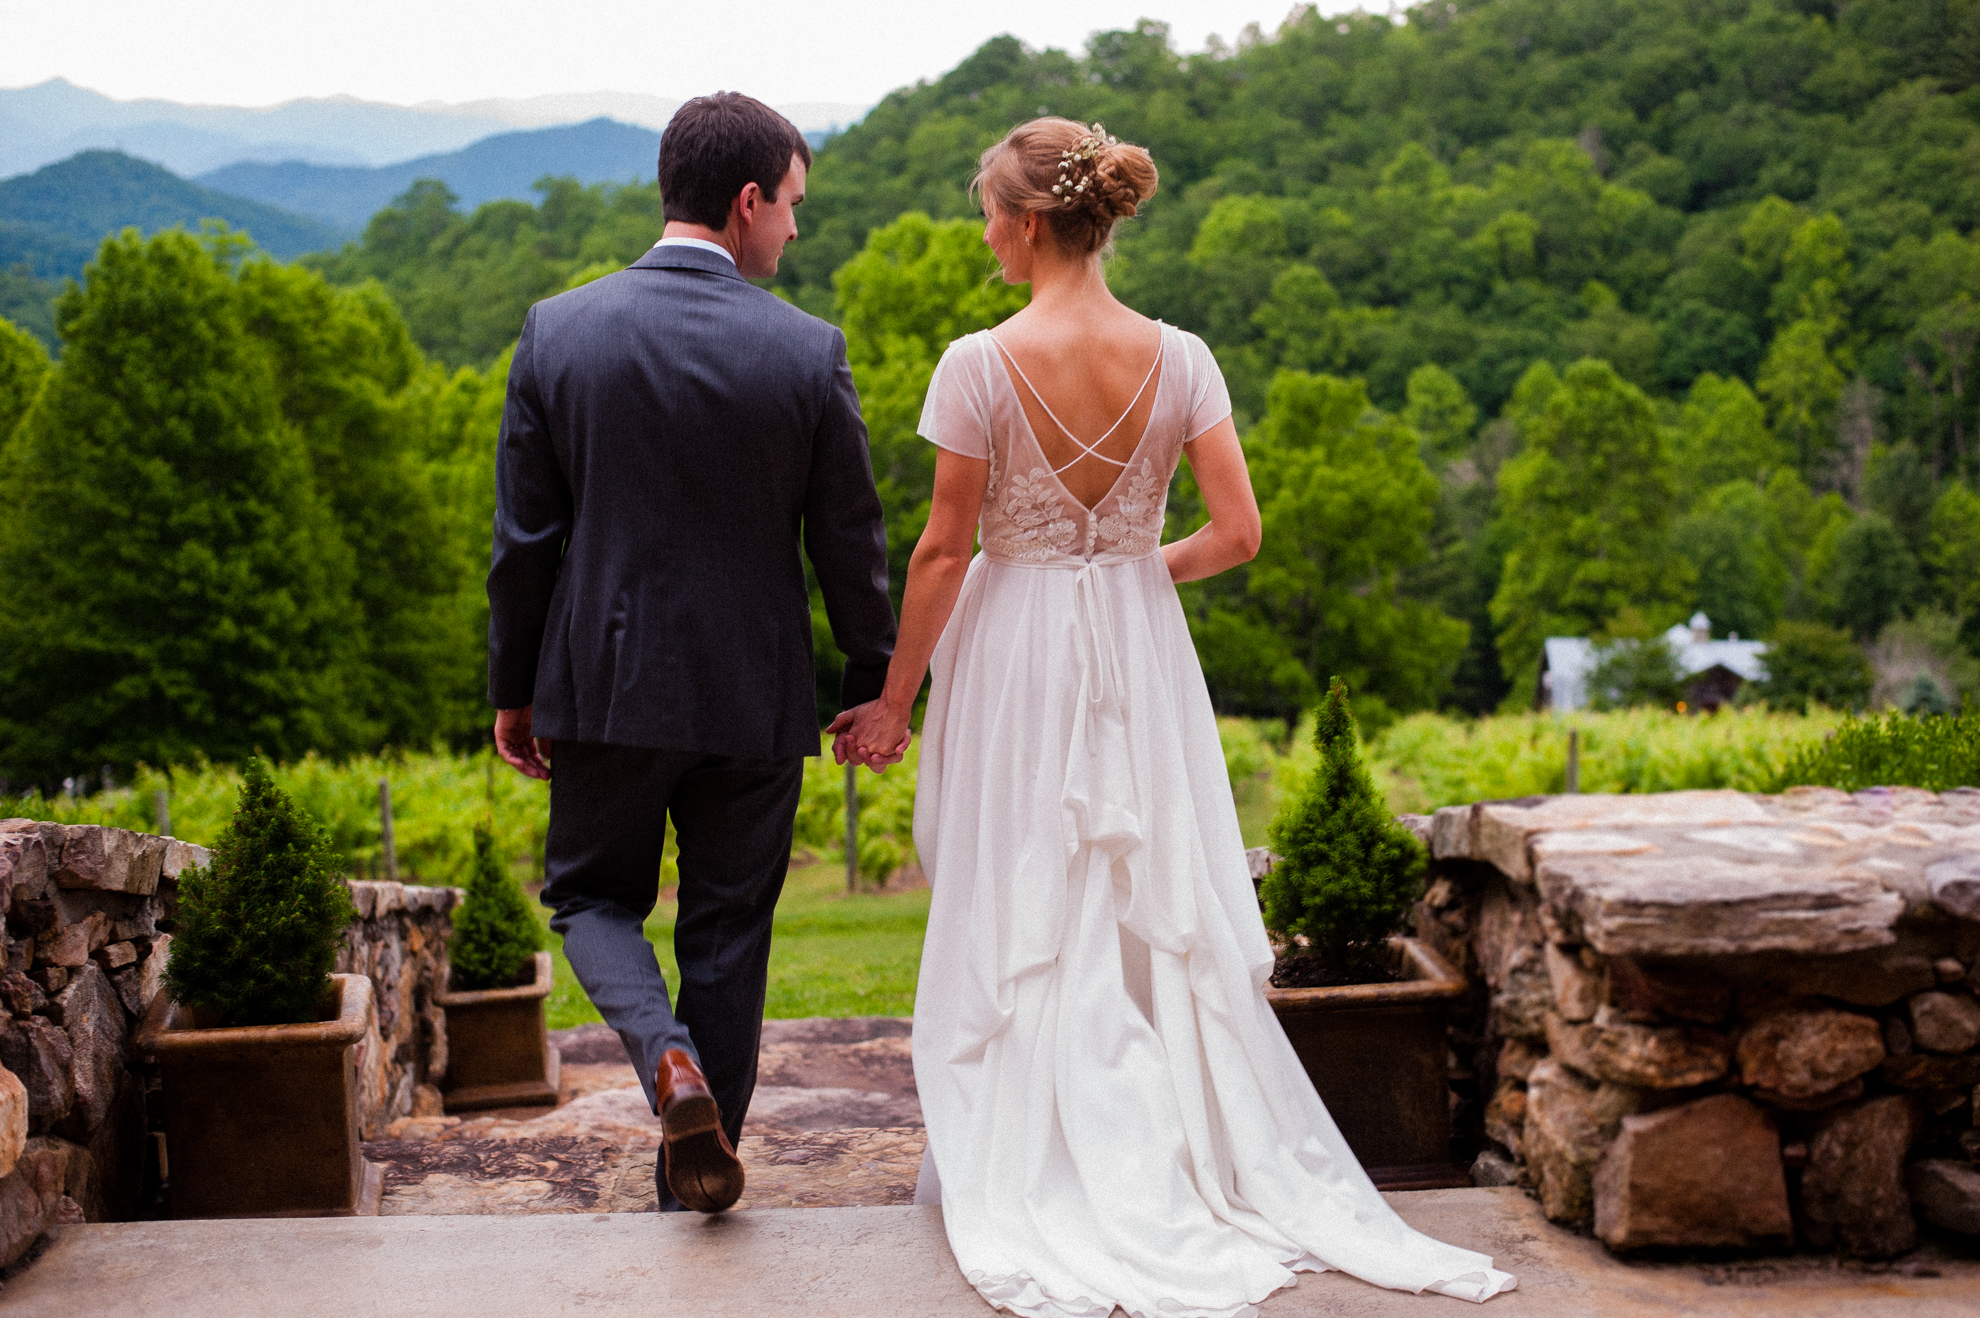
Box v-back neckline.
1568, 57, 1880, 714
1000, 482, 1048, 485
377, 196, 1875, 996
987, 323, 1169, 514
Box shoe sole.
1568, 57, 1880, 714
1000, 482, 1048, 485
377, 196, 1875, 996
662, 1092, 745, 1212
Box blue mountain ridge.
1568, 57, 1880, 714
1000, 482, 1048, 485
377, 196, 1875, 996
0, 150, 348, 281
200, 118, 664, 231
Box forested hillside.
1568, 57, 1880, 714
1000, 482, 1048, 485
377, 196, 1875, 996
807, 0, 1980, 719
0, 150, 347, 279
4, 0, 1980, 785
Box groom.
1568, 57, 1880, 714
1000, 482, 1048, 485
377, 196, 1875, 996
487, 92, 897, 1212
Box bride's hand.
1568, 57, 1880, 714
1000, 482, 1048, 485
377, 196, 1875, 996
828, 699, 913, 771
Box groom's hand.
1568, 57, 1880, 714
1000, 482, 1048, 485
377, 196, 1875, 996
495, 705, 553, 780
827, 700, 911, 771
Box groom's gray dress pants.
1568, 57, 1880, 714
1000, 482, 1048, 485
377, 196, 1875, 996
540, 741, 804, 1158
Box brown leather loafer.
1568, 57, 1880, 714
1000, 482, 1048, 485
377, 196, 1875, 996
655, 1049, 744, 1212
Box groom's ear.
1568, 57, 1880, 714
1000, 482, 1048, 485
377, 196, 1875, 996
731, 181, 763, 229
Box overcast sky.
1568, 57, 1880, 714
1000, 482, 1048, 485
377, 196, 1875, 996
0, 1, 1374, 110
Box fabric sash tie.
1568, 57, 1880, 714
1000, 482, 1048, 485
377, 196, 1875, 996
980, 548, 1154, 749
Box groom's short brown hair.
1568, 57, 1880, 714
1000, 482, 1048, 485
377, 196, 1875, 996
659, 92, 812, 230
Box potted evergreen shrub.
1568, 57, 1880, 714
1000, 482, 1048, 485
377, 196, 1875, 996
1260, 678, 1469, 1190
133, 760, 379, 1218
434, 822, 557, 1112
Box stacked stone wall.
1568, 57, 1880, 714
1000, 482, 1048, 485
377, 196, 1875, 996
0, 820, 460, 1266
1423, 787, 1980, 1257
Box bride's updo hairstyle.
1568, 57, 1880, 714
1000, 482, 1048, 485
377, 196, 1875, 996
973, 118, 1158, 255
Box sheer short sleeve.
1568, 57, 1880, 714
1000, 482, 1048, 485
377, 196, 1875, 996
918, 334, 994, 460
1178, 330, 1233, 441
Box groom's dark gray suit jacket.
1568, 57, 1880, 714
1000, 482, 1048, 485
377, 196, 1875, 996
487, 244, 896, 759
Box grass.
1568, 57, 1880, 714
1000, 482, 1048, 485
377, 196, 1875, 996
539, 859, 929, 1029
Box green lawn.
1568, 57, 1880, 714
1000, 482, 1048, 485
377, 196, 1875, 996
539, 859, 931, 1028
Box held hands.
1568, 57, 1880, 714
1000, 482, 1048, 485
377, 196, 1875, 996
494, 705, 553, 780
827, 698, 912, 771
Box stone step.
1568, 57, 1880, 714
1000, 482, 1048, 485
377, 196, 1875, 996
6, 1190, 1979, 1317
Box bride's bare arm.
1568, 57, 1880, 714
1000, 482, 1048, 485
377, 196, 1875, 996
832, 447, 989, 765
1163, 418, 1261, 584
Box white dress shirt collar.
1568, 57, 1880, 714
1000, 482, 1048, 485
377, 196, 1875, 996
653, 236, 737, 266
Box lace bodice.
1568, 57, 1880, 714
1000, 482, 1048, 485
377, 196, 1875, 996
918, 323, 1232, 565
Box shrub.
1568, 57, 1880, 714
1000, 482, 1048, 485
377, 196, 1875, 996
1262, 677, 1426, 983
164, 758, 356, 1027
449, 821, 543, 990
1587, 635, 1686, 710
1772, 704, 1980, 792
1759, 621, 1874, 713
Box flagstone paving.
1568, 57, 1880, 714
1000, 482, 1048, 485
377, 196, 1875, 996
363, 1018, 926, 1214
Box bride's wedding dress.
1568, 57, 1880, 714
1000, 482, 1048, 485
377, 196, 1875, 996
908, 323, 1517, 1317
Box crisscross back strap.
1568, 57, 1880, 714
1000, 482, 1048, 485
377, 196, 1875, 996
988, 333, 1162, 475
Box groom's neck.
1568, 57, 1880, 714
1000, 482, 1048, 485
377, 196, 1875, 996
662, 221, 744, 266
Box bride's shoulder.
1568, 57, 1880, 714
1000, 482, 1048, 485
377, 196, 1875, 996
1163, 324, 1223, 373
935, 330, 1004, 375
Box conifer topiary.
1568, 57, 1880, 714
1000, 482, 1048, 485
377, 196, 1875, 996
1262, 676, 1426, 983
448, 821, 542, 991
165, 758, 357, 1027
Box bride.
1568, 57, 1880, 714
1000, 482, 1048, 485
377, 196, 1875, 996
831, 119, 1516, 1317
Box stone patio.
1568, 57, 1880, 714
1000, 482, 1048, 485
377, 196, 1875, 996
363, 1017, 926, 1214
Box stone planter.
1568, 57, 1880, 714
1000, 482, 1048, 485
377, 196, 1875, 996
434, 951, 560, 1112
134, 973, 382, 1218
1267, 937, 1469, 1190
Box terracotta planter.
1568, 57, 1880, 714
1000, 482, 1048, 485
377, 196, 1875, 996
1267, 937, 1470, 1191
435, 950, 560, 1112
135, 972, 382, 1218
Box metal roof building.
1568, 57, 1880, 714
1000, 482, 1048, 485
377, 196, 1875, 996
1538, 613, 1770, 712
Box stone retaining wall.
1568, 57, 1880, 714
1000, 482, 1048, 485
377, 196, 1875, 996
1421, 788, 1980, 1257
0, 820, 461, 1266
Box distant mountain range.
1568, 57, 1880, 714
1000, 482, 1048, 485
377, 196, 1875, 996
0, 78, 868, 181
200, 118, 664, 231
0, 151, 347, 281
0, 79, 508, 179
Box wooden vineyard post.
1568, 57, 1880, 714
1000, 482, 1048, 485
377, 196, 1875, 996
379, 779, 399, 883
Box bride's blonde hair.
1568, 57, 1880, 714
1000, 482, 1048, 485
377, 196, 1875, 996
972, 118, 1158, 255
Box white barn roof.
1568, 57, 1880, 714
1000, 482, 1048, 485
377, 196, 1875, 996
1539, 614, 1770, 712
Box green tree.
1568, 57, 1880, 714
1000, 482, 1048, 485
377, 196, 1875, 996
1760, 620, 1875, 713
449, 821, 543, 991
1195, 371, 1467, 719
1757, 318, 1847, 480
1823, 512, 1920, 640
835, 212, 1026, 577
1262, 676, 1425, 983
826, 212, 1026, 711
165, 758, 357, 1027
1491, 358, 1692, 697
236, 262, 479, 746
1672, 480, 1790, 641
0, 230, 362, 784
1667, 373, 1784, 502
0, 317, 50, 442
1586, 612, 1687, 711
1400, 363, 1477, 469
1862, 441, 1939, 557
1926, 482, 1980, 641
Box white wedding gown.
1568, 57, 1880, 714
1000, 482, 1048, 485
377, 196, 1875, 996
908, 324, 1517, 1317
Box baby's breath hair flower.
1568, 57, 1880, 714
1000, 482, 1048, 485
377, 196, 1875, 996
1054, 122, 1120, 206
